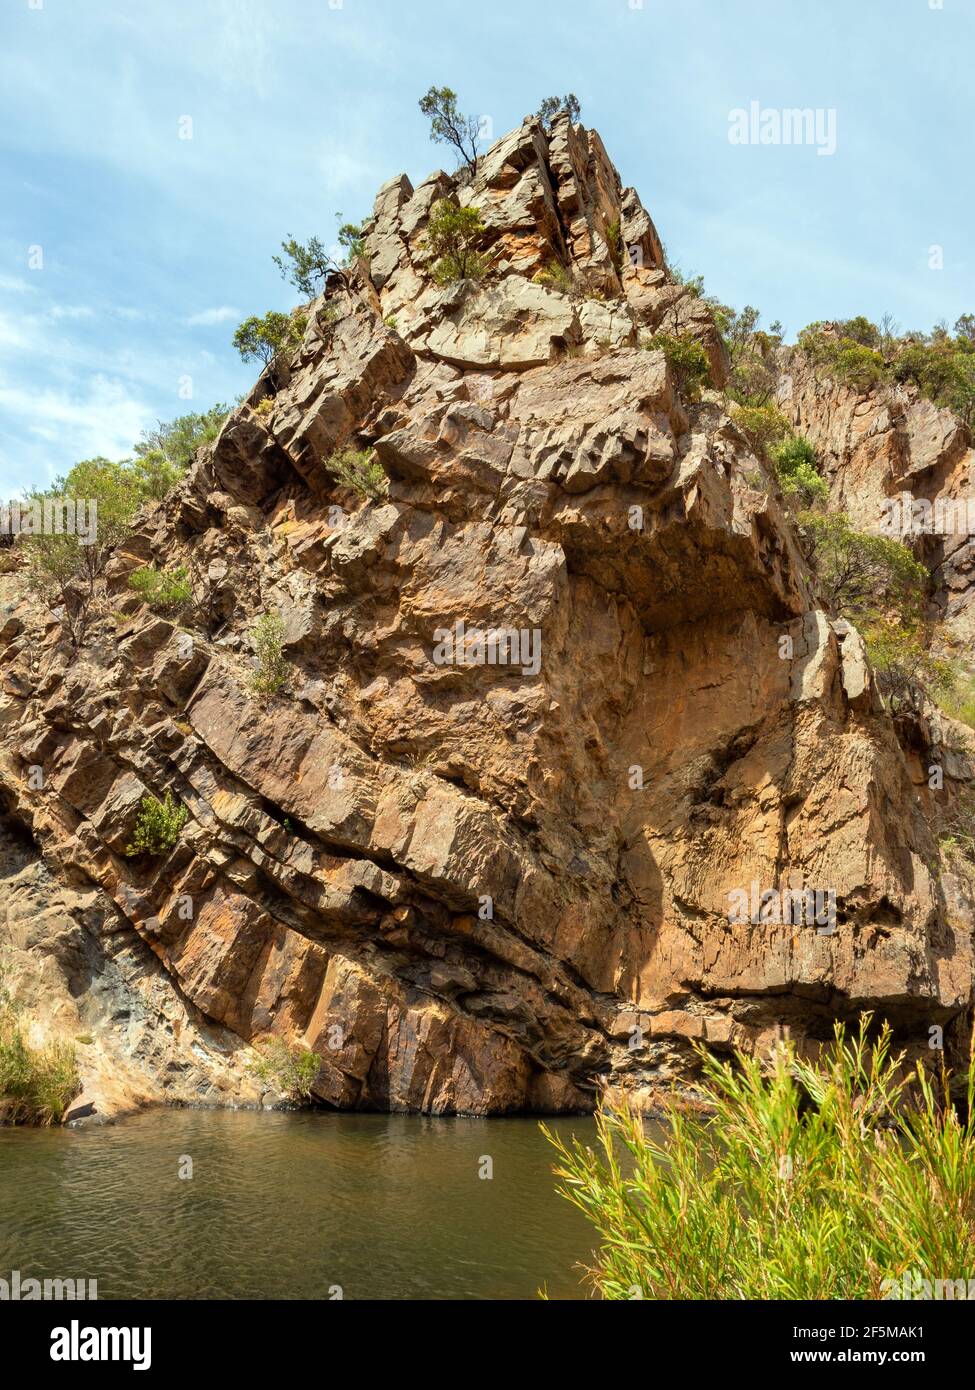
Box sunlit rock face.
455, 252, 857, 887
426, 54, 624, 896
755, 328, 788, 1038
1, 116, 970, 1119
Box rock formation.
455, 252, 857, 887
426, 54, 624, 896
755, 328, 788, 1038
2, 114, 972, 1120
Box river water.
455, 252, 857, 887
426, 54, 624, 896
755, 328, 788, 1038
0, 1109, 601, 1300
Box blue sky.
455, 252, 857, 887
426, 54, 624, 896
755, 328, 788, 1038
1, 0, 972, 495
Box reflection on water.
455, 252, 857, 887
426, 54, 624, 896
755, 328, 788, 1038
0, 1109, 602, 1300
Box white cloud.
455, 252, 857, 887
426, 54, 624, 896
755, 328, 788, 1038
48, 304, 94, 321
186, 305, 240, 326
0, 375, 154, 464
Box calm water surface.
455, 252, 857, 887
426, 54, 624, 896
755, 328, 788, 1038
0, 1109, 602, 1300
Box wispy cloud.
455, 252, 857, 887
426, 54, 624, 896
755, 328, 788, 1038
48, 304, 94, 321
187, 305, 240, 326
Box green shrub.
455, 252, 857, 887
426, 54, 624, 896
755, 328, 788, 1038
252, 396, 275, 420
940, 673, 975, 729
250, 1036, 320, 1102
893, 343, 975, 426
250, 610, 290, 696
544, 1016, 975, 1300
536, 93, 581, 131
731, 402, 791, 453
325, 446, 388, 501
232, 311, 308, 370
799, 509, 928, 619
126, 791, 188, 857
604, 219, 623, 273
862, 615, 957, 711
771, 434, 829, 505
423, 199, 488, 284
0, 968, 79, 1126
127, 565, 191, 613
798, 324, 888, 391
133, 405, 229, 497
642, 332, 711, 400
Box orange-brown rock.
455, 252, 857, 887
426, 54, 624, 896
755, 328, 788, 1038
1, 119, 971, 1120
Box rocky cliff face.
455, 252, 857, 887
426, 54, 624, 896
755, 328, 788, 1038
2, 115, 972, 1120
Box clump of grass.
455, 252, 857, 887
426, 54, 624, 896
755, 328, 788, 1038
127, 564, 192, 613
532, 260, 573, 294
126, 791, 188, 857
252, 396, 275, 419
0, 968, 79, 1126
543, 1016, 975, 1300
250, 1036, 320, 1102
325, 446, 388, 501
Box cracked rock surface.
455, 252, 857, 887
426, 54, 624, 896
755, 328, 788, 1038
2, 115, 972, 1118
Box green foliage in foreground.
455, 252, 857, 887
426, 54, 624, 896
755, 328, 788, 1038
324, 446, 388, 501
126, 791, 188, 858
250, 1036, 320, 1102
641, 332, 711, 401
544, 1018, 975, 1300
0, 967, 79, 1125
127, 564, 192, 613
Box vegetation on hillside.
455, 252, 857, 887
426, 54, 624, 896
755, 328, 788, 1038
0, 962, 79, 1126
544, 1017, 975, 1300
250, 1036, 321, 1103
126, 791, 188, 857
250, 610, 290, 697
127, 564, 192, 613
19, 406, 224, 646
423, 198, 488, 284
799, 315, 975, 424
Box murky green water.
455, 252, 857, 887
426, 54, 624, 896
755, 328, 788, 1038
0, 1109, 602, 1300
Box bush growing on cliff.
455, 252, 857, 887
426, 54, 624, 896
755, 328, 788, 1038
250, 610, 290, 696
535, 93, 581, 131
0, 967, 79, 1126
127, 564, 192, 613
641, 332, 710, 401
232, 311, 308, 373
770, 434, 829, 506
24, 455, 155, 646
544, 1017, 975, 1300
423, 199, 488, 284
418, 85, 481, 174
250, 1037, 320, 1102
798, 509, 928, 619
133, 405, 229, 497
273, 220, 365, 301
126, 791, 188, 857
730, 402, 791, 453
324, 446, 388, 501
797, 510, 943, 707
